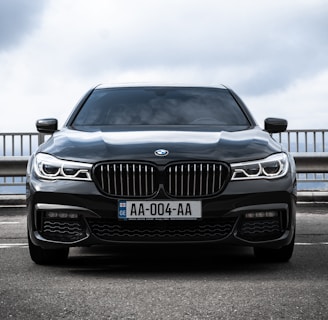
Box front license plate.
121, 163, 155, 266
118, 200, 202, 220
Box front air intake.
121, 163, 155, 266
165, 162, 230, 197
93, 161, 230, 198
93, 162, 158, 197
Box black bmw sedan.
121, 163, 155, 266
26, 85, 297, 265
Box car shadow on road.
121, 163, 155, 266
58, 245, 295, 278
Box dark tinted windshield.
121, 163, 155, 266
72, 87, 250, 128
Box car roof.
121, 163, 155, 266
95, 83, 227, 90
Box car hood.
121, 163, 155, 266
38, 128, 283, 164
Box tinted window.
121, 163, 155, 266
72, 87, 250, 127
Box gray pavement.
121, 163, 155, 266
0, 202, 327, 319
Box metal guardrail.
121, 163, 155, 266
0, 133, 46, 189
0, 156, 29, 176
273, 130, 328, 185
0, 130, 328, 193
292, 152, 328, 173
273, 129, 328, 152
2, 130, 326, 155
0, 132, 45, 156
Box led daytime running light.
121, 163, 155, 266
34, 153, 92, 181
231, 153, 289, 180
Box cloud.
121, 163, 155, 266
0, 0, 328, 131
29, 0, 327, 96
244, 70, 328, 129
0, 0, 46, 50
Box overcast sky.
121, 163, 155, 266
1, 0, 328, 132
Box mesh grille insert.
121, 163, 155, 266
41, 219, 86, 242
238, 218, 284, 241
87, 219, 236, 242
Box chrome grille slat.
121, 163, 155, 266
175, 165, 178, 195
120, 164, 123, 195
187, 164, 190, 196
126, 164, 129, 196
212, 165, 216, 193
199, 164, 203, 195
139, 164, 142, 196
94, 162, 229, 197
100, 165, 104, 191
151, 167, 154, 194
205, 164, 209, 195
145, 165, 148, 195
219, 165, 222, 190
193, 164, 197, 196
132, 164, 136, 196
106, 164, 111, 194
181, 165, 184, 196
113, 164, 117, 195
168, 167, 172, 194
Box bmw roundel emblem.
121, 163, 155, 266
154, 149, 169, 157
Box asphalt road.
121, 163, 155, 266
0, 204, 327, 320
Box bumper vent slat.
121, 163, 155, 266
238, 218, 284, 241
41, 220, 86, 242
88, 219, 236, 242
93, 162, 230, 198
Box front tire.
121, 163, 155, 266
254, 233, 295, 262
28, 234, 69, 265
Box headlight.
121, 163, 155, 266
231, 153, 289, 180
34, 153, 92, 181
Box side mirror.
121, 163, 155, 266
264, 117, 287, 133
36, 118, 58, 134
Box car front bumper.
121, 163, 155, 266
27, 173, 297, 250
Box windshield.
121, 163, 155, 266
71, 87, 250, 128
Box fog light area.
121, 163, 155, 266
244, 211, 279, 219
45, 212, 79, 219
